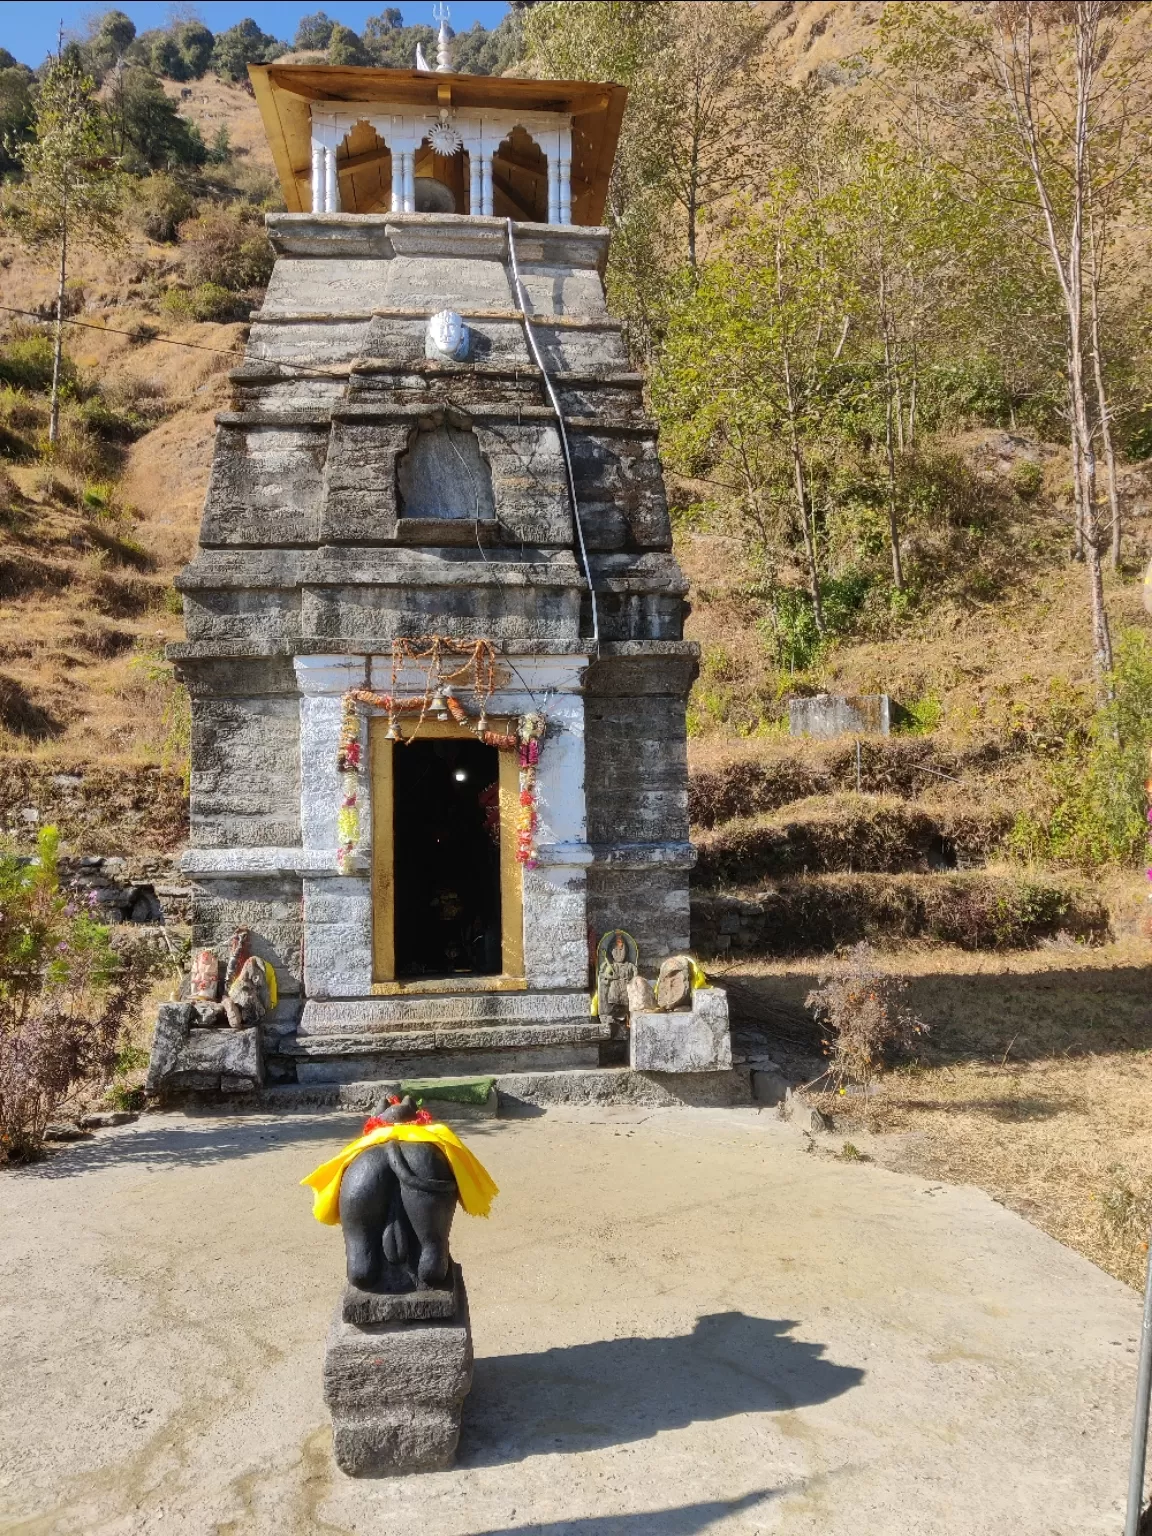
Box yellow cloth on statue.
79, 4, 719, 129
301, 1121, 499, 1225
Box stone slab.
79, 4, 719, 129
296, 1043, 600, 1084
298, 991, 592, 1035
331, 1406, 464, 1478
495, 1065, 751, 1112
287, 1021, 608, 1057
342, 1263, 461, 1326
629, 989, 733, 1074
146, 1004, 263, 1096
257, 1082, 499, 1119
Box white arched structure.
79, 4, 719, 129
309, 106, 572, 222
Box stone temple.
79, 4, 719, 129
151, 59, 735, 1103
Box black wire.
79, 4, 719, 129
0, 301, 326, 377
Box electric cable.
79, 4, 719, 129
502, 218, 600, 655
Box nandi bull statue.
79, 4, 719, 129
301, 1093, 498, 1476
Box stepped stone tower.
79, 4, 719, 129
157, 61, 725, 1098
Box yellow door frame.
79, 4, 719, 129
369, 714, 526, 994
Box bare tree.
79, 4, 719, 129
880, 0, 1152, 688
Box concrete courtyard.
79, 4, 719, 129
0, 1105, 1142, 1534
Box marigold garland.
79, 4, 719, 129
334, 640, 548, 872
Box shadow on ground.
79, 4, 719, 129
15, 1111, 511, 1180
466, 1489, 785, 1535
461, 1311, 863, 1465
12, 1113, 363, 1180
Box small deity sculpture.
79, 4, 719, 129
303, 1094, 499, 1293
221, 926, 275, 1030
189, 947, 220, 1003
656, 954, 696, 1012
426, 308, 470, 363
596, 929, 638, 1028
186, 928, 276, 1030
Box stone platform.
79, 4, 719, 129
324, 1263, 473, 1477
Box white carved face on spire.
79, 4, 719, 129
427, 309, 469, 361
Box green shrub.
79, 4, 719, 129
0, 827, 157, 1162
0, 333, 75, 394
178, 206, 274, 291
161, 282, 247, 323
896, 695, 943, 734
1009, 458, 1044, 499
1009, 629, 1152, 870
135, 173, 197, 243
764, 572, 875, 672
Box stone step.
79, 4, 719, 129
298, 992, 592, 1038
280, 1019, 610, 1084
259, 1080, 499, 1119
255, 1065, 752, 1111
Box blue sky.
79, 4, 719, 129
0, 2, 511, 69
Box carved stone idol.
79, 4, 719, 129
425, 308, 470, 362
319, 1095, 488, 1478
221, 926, 273, 1031
339, 1096, 458, 1296
189, 948, 220, 1002
656, 955, 695, 1012
596, 928, 638, 1028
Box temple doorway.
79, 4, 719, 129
392, 738, 502, 979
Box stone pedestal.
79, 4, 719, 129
629, 987, 733, 1073
323, 1263, 473, 1476
145, 1003, 264, 1097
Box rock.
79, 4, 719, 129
146, 1002, 263, 1096
630, 987, 733, 1073
77, 1111, 137, 1130
809, 1107, 833, 1134
751, 1070, 789, 1107
324, 1268, 473, 1476
43, 1122, 91, 1142
626, 975, 657, 1013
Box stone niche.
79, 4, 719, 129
396, 422, 496, 543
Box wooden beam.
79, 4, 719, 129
338, 143, 391, 175
494, 147, 547, 180
491, 169, 536, 222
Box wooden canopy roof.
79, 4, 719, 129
249, 64, 627, 225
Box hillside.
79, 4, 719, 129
4, 15, 1152, 1283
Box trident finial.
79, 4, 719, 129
434, 1, 451, 72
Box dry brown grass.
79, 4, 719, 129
725, 935, 1152, 1286
0, 233, 239, 787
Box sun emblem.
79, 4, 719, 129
427, 113, 463, 157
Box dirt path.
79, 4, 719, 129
0, 1106, 1141, 1535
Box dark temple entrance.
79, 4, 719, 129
393, 738, 502, 979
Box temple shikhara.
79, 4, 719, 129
147, 47, 735, 1104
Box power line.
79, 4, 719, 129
0, 302, 338, 379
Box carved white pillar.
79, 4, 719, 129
391, 153, 404, 213
481, 154, 493, 217
466, 145, 482, 216
559, 127, 572, 224
324, 145, 339, 212
546, 154, 558, 225
402, 150, 415, 212
311, 140, 324, 213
